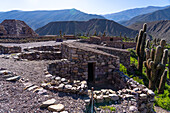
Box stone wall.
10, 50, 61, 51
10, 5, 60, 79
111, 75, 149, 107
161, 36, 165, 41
96, 46, 130, 67
48, 42, 120, 83
103, 41, 136, 49
0, 45, 21, 54
18, 51, 61, 60
24, 45, 60, 52
73, 42, 130, 67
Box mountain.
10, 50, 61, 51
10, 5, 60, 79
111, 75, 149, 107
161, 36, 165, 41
36, 19, 138, 38
121, 6, 170, 26
103, 6, 168, 22
128, 20, 170, 43
0, 9, 105, 30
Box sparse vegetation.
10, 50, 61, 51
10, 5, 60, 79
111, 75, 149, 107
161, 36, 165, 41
99, 105, 116, 111
125, 48, 170, 111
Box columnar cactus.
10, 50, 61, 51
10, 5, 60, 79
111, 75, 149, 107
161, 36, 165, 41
136, 23, 147, 73
146, 39, 150, 49
135, 34, 138, 43
144, 39, 168, 92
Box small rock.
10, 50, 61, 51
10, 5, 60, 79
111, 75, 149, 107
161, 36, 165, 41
109, 94, 119, 101
45, 74, 53, 78
140, 94, 147, 99
147, 90, 155, 96
60, 111, 68, 113
129, 106, 138, 112
55, 77, 61, 81
61, 78, 67, 82
48, 104, 64, 112
40, 98, 56, 108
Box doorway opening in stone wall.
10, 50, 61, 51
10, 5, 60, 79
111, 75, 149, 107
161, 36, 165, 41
110, 38, 113, 41
88, 62, 95, 83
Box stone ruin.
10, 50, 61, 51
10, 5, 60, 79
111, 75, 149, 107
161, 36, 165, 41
0, 19, 38, 37
0, 45, 21, 54
89, 36, 136, 49
46, 41, 155, 113
1, 40, 155, 112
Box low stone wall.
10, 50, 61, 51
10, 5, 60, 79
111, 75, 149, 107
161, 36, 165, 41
104, 41, 136, 49
0, 45, 21, 54
96, 46, 130, 67
18, 51, 62, 60
24, 45, 60, 52
75, 41, 130, 67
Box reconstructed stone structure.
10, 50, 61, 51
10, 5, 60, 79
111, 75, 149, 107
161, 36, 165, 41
89, 36, 136, 49
0, 45, 21, 54
0, 19, 38, 37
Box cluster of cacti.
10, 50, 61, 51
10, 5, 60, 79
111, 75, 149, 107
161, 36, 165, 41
136, 23, 147, 73
144, 39, 168, 93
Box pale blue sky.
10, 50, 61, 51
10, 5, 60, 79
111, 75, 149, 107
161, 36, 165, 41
0, 0, 169, 14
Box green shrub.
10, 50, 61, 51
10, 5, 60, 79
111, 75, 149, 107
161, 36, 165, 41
120, 63, 127, 75
99, 105, 116, 111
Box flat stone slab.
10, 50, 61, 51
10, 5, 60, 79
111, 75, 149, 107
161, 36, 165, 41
0, 70, 12, 75
40, 98, 56, 108
3, 74, 15, 78
48, 104, 64, 112
23, 82, 34, 90
27, 85, 39, 91
6, 76, 20, 81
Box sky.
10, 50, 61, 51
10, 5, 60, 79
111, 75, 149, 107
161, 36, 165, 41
0, 0, 169, 14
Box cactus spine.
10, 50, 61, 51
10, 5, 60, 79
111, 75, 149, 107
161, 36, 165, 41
136, 23, 147, 73
144, 39, 168, 92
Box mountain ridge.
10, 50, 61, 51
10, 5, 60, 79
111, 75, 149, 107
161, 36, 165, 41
36, 19, 138, 38
0, 8, 105, 30
121, 6, 170, 26
128, 20, 170, 43
103, 5, 169, 22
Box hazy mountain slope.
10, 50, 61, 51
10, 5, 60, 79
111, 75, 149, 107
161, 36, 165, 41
128, 20, 170, 43
103, 6, 168, 22
0, 9, 105, 30
122, 7, 170, 26
36, 19, 138, 38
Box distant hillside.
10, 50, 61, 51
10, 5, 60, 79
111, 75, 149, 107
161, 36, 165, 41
121, 7, 170, 26
36, 19, 138, 38
103, 6, 168, 22
0, 9, 105, 30
128, 20, 170, 43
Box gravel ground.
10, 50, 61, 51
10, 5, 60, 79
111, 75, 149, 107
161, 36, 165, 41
0, 57, 86, 113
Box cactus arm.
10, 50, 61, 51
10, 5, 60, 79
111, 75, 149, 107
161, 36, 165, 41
140, 32, 146, 57
161, 49, 168, 65
150, 48, 155, 61
145, 48, 150, 60
158, 70, 167, 94
136, 29, 144, 56
143, 23, 147, 32
154, 46, 163, 65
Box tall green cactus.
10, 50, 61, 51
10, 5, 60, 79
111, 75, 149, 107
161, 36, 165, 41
136, 23, 147, 73
144, 39, 168, 92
